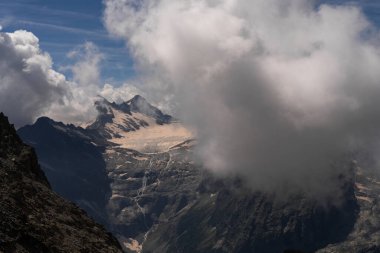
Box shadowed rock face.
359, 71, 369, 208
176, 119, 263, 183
17, 117, 111, 224
317, 164, 380, 253
16, 96, 364, 253
0, 112, 123, 253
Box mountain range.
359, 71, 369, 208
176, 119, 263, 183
2, 95, 379, 252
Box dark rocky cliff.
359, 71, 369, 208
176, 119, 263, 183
0, 112, 123, 253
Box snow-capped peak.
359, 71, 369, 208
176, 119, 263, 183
88, 96, 193, 153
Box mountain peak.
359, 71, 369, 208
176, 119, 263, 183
129, 94, 144, 102
90, 95, 172, 130
126, 95, 172, 125
126, 95, 151, 113
0, 112, 23, 157
84, 95, 191, 152
126, 94, 150, 109
35, 116, 55, 125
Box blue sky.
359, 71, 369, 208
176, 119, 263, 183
320, 0, 380, 25
0, 0, 379, 85
0, 0, 134, 84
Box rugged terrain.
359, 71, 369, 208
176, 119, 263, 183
317, 165, 380, 253
18, 95, 380, 253
0, 112, 123, 253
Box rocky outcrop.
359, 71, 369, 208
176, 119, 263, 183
0, 112, 122, 253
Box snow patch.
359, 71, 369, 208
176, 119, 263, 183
110, 122, 193, 153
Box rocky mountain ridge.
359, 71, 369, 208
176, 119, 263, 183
88, 95, 172, 139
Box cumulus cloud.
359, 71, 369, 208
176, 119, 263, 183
104, 0, 380, 197
0, 30, 68, 127
46, 42, 103, 125
0, 30, 139, 127
43, 41, 142, 125
99, 83, 141, 103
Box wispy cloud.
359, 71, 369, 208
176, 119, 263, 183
17, 20, 109, 39
0, 2, 97, 20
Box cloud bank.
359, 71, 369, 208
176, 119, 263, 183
0, 30, 139, 127
104, 0, 380, 197
46, 42, 103, 125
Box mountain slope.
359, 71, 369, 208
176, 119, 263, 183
105, 142, 358, 253
0, 112, 123, 253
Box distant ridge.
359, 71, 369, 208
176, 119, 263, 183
88, 95, 172, 134
86, 95, 192, 152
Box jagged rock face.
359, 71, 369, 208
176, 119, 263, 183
0, 112, 123, 253
16, 96, 366, 253
88, 95, 172, 139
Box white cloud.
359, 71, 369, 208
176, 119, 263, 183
0, 30, 68, 127
0, 30, 138, 127
104, 0, 380, 198
47, 42, 140, 125
99, 83, 141, 103
45, 42, 102, 125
